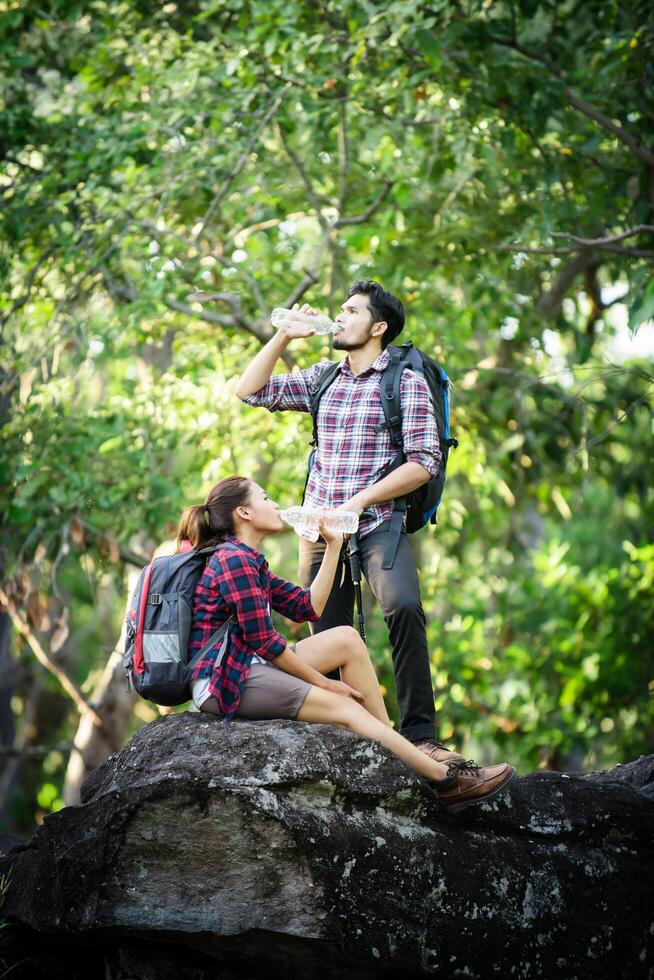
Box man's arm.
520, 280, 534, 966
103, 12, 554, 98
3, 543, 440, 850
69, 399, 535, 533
235, 329, 292, 400
337, 462, 431, 516
235, 305, 317, 400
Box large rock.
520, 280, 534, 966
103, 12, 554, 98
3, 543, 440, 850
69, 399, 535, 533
2, 714, 653, 979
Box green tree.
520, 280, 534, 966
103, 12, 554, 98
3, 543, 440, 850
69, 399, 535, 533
1, 0, 652, 834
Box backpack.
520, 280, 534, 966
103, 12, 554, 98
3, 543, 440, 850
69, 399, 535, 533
306, 341, 458, 568
123, 544, 232, 706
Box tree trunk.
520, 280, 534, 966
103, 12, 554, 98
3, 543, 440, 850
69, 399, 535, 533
62, 566, 143, 805
0, 612, 15, 826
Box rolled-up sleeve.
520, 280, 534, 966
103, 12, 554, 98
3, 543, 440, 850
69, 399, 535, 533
269, 572, 319, 623
217, 552, 287, 660
400, 371, 441, 476
241, 361, 333, 413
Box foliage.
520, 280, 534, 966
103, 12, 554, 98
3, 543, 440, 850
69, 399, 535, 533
1, 0, 652, 832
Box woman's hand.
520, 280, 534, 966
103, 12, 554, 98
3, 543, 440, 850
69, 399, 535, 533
309, 517, 346, 616
317, 517, 347, 547
321, 677, 364, 702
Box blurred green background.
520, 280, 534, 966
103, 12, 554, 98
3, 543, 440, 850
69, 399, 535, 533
1, 0, 652, 836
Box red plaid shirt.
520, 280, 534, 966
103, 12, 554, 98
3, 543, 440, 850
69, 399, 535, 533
189, 535, 318, 719
243, 350, 441, 537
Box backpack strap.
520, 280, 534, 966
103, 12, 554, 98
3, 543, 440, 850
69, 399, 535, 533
381, 498, 407, 570
188, 540, 235, 670
187, 615, 233, 670
132, 563, 153, 677
309, 362, 342, 447
379, 345, 412, 569
381, 346, 406, 451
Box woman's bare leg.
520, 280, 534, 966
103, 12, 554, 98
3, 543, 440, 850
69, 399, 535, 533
297, 685, 449, 782
295, 626, 391, 726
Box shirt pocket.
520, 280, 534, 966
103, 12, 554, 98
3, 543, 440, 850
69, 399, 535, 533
356, 394, 394, 459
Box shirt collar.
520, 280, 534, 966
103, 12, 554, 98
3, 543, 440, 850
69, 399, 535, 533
340, 349, 390, 377
226, 533, 266, 567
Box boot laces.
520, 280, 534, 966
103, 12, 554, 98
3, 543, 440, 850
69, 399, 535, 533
447, 759, 480, 776
420, 739, 453, 752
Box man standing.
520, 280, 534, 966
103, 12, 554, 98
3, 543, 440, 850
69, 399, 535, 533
236, 280, 508, 788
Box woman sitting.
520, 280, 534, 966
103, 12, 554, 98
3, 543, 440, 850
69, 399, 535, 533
177, 476, 515, 813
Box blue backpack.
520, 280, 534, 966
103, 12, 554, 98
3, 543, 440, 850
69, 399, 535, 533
307, 342, 457, 568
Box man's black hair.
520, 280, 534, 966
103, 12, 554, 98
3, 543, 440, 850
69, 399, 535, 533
347, 279, 405, 349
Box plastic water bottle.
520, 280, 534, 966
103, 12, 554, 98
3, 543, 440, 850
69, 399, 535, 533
279, 506, 359, 541
271, 307, 336, 336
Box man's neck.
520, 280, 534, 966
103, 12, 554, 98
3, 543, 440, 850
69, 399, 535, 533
347, 342, 384, 377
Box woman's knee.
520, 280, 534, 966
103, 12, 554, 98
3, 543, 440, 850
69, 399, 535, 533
324, 625, 364, 664
336, 625, 368, 658
331, 624, 359, 646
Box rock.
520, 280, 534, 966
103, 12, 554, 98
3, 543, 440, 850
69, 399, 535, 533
1, 714, 653, 979
0, 832, 25, 857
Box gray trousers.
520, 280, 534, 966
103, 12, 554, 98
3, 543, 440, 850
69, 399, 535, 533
298, 521, 436, 742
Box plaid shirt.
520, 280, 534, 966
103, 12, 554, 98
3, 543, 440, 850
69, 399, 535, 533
189, 535, 318, 719
243, 350, 441, 537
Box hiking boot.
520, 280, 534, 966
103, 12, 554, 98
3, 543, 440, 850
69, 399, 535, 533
432, 760, 516, 813
413, 738, 466, 764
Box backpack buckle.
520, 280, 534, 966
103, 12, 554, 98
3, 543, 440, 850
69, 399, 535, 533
148, 593, 163, 605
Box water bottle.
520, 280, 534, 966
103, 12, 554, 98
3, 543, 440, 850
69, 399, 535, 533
271, 307, 336, 336
279, 506, 359, 541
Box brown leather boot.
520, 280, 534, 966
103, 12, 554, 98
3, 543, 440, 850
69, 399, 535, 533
413, 738, 466, 764
433, 760, 516, 813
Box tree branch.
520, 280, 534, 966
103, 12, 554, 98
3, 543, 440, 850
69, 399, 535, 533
492, 243, 654, 258
333, 180, 395, 227
595, 245, 654, 259
536, 251, 597, 318
433, 171, 477, 227
0, 587, 105, 729
277, 123, 330, 231
336, 99, 350, 215
76, 519, 149, 568
163, 296, 239, 329
580, 386, 653, 452
488, 34, 654, 168
0, 250, 54, 332
550, 225, 654, 246
193, 85, 292, 243
563, 89, 654, 169
282, 221, 335, 309
164, 297, 296, 368
125, 217, 271, 316
284, 269, 320, 308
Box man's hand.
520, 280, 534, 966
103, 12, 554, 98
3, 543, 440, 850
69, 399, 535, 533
275, 302, 319, 339
334, 492, 371, 517
321, 678, 364, 702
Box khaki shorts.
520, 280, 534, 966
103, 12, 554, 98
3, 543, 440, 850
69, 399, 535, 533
199, 655, 312, 721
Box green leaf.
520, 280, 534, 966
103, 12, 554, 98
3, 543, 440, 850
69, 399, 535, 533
628, 277, 654, 332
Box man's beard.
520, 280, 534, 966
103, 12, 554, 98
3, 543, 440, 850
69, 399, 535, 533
332, 332, 372, 352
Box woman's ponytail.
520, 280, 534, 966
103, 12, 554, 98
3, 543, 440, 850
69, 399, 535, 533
176, 476, 252, 551
176, 504, 210, 550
